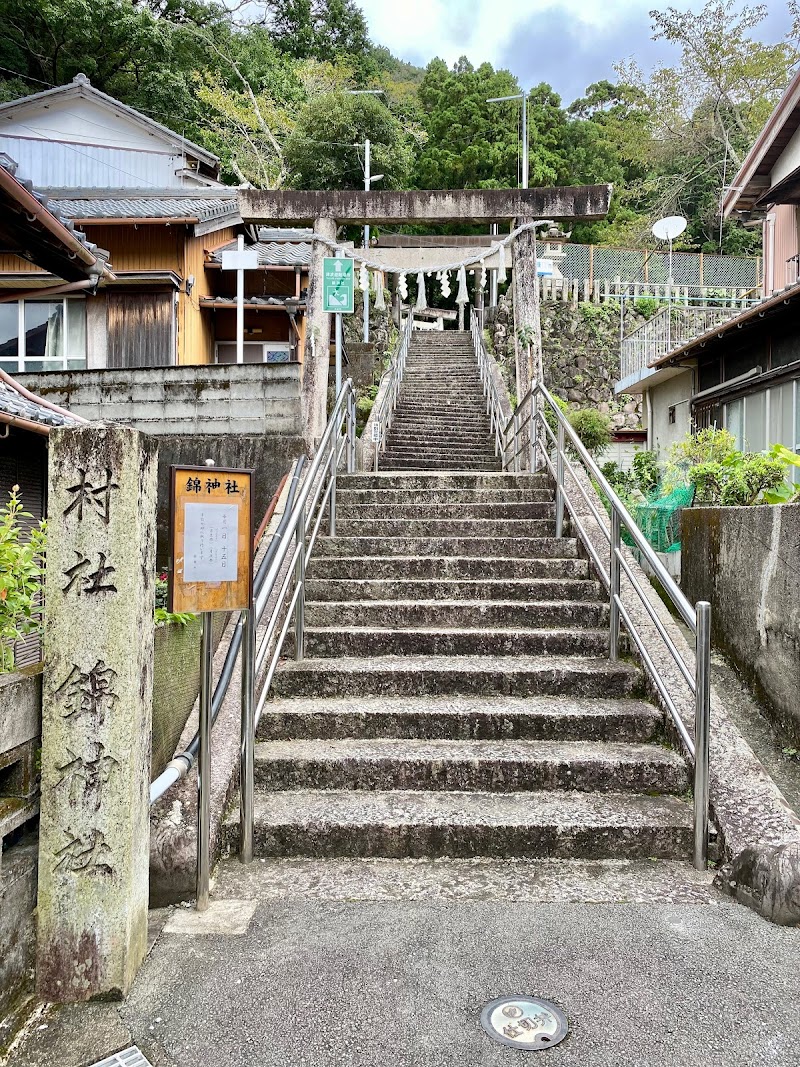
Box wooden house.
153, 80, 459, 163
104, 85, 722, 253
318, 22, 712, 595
0, 76, 309, 373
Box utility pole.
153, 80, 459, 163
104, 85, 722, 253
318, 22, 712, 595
364, 138, 371, 343
487, 89, 529, 189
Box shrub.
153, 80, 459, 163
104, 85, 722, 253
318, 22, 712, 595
633, 297, 662, 319
568, 408, 612, 458
665, 427, 735, 489
689, 453, 786, 506
632, 450, 660, 495
0, 486, 46, 672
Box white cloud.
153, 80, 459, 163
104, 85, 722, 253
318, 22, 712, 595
357, 0, 649, 69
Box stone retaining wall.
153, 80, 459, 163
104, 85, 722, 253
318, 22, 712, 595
682, 503, 800, 746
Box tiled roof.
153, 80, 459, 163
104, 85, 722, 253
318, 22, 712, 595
49, 190, 239, 222
0, 378, 78, 428
211, 234, 312, 267
0, 153, 104, 267
256, 227, 313, 242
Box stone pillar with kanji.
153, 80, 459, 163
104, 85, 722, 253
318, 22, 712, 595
37, 425, 157, 1001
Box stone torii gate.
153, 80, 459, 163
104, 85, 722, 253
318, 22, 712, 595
239, 185, 612, 446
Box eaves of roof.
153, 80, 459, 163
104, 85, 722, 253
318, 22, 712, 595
47, 190, 239, 224
0, 371, 84, 433
209, 237, 312, 267
0, 152, 110, 282
723, 68, 800, 217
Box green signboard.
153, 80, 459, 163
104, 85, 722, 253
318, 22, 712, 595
323, 257, 355, 314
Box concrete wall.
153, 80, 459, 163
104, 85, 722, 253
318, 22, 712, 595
0, 836, 37, 1024
649, 371, 693, 460
682, 503, 800, 745
18, 363, 302, 437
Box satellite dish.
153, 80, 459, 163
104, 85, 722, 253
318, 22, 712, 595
652, 215, 687, 242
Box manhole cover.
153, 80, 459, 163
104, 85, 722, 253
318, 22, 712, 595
88, 1048, 153, 1067
480, 996, 568, 1051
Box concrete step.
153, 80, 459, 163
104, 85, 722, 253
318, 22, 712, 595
378, 457, 502, 472
253, 739, 688, 794
243, 789, 694, 859
272, 654, 641, 700
336, 488, 552, 504
314, 536, 579, 558
304, 577, 601, 602
256, 694, 662, 743
211, 854, 717, 904
336, 502, 553, 520
304, 600, 607, 631
379, 460, 502, 472
334, 518, 556, 538
382, 441, 496, 456
337, 473, 548, 490
296, 626, 610, 658
307, 555, 590, 581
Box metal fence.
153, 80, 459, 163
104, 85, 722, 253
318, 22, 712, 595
542, 242, 761, 292
619, 299, 761, 380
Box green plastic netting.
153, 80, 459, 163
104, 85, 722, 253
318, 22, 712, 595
622, 485, 695, 553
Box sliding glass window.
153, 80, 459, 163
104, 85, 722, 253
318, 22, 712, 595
0, 299, 87, 373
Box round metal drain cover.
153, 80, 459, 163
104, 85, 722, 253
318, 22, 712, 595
480, 996, 568, 1051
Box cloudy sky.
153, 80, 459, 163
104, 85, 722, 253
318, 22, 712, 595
357, 0, 793, 105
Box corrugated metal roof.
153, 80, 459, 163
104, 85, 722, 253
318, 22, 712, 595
211, 236, 312, 267
49, 190, 239, 222
0, 378, 78, 428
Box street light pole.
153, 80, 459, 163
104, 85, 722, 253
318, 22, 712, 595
487, 89, 529, 189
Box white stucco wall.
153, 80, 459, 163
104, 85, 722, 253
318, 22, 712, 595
648, 370, 693, 460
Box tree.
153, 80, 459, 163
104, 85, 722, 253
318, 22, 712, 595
264, 0, 375, 79
284, 90, 416, 189
612, 2, 798, 250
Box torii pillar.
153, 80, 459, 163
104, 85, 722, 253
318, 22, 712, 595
511, 216, 543, 399
301, 217, 336, 448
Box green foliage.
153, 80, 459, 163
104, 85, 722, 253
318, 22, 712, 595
155, 572, 196, 628
568, 408, 612, 458
689, 454, 786, 506
665, 427, 736, 489
285, 90, 416, 189
633, 297, 661, 319
0, 486, 46, 673
632, 450, 660, 495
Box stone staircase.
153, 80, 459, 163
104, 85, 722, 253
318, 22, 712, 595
379, 330, 501, 471
237, 329, 694, 871
248, 467, 694, 864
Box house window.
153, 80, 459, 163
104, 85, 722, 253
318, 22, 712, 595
0, 299, 87, 373
725, 397, 744, 450
215, 341, 292, 364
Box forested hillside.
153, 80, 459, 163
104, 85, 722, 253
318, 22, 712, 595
1, 0, 797, 253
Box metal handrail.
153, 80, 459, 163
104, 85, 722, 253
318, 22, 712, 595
477, 357, 712, 869
470, 309, 508, 461
149, 456, 307, 806
239, 378, 357, 862
372, 312, 414, 471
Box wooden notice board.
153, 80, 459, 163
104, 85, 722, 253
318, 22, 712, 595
169, 465, 253, 613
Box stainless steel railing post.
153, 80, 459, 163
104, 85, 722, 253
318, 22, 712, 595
528, 398, 535, 472
294, 505, 306, 661
239, 604, 255, 864
693, 601, 712, 870
347, 389, 356, 473
196, 611, 214, 910
513, 411, 520, 472
609, 509, 621, 661
555, 419, 565, 539
328, 433, 337, 537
